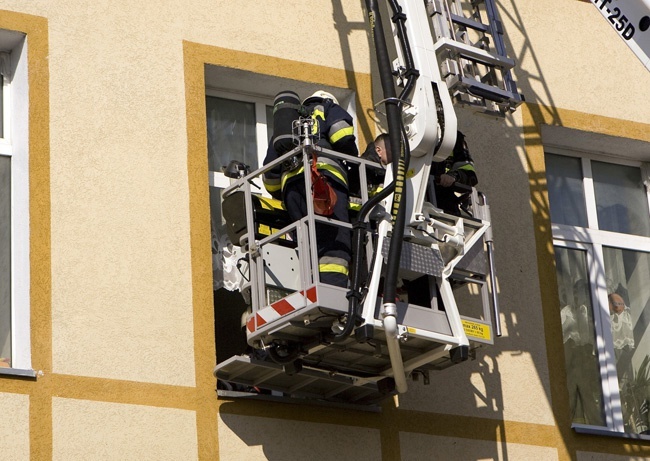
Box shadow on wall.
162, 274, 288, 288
396, 110, 528, 461
333, 0, 375, 145
219, 409, 382, 461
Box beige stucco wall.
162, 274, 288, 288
183, 1, 371, 74
217, 414, 382, 461
401, 432, 559, 461
45, 2, 195, 385
52, 398, 198, 461
501, 0, 650, 123
0, 392, 30, 460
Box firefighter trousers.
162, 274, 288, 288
283, 178, 351, 288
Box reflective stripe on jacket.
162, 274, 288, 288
319, 256, 349, 276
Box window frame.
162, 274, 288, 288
205, 88, 274, 191
548, 145, 650, 435
0, 71, 9, 146
0, 31, 32, 376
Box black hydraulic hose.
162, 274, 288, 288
330, 0, 399, 343
330, 182, 395, 342
387, 0, 418, 117
332, 0, 404, 341
349, 183, 396, 296
388, 0, 417, 79
365, 0, 407, 308
331, 0, 419, 341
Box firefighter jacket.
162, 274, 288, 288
431, 131, 478, 214
262, 97, 357, 199
431, 131, 477, 186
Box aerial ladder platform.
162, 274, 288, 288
214, 0, 520, 405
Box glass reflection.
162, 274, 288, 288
554, 246, 605, 426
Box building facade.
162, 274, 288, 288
0, 0, 649, 459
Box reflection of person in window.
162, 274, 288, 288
608, 292, 644, 431
560, 280, 604, 425
609, 292, 634, 356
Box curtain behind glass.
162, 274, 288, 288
545, 153, 588, 227
0, 156, 10, 363
206, 96, 257, 173
603, 247, 650, 434
592, 161, 650, 237
554, 246, 605, 426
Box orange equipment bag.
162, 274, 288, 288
310, 154, 337, 216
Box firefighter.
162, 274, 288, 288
431, 130, 478, 215
362, 130, 477, 214
359, 133, 390, 194
263, 90, 356, 288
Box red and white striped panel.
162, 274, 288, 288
246, 286, 318, 333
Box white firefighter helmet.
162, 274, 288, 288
303, 90, 339, 106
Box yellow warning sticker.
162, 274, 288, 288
407, 327, 416, 334
462, 320, 491, 341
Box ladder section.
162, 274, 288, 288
427, 0, 523, 115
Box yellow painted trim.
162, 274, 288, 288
49, 375, 199, 410
523, 101, 650, 460
183, 42, 374, 148
217, 397, 564, 448
183, 41, 220, 461
0, 10, 52, 460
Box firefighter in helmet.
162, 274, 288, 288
362, 130, 478, 215
431, 130, 478, 215
263, 90, 357, 287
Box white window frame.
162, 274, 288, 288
0, 31, 32, 375
549, 145, 650, 435
205, 89, 274, 192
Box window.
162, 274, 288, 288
206, 90, 274, 362
206, 90, 273, 292
547, 147, 650, 435
206, 91, 273, 190
0, 29, 31, 374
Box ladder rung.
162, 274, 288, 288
451, 75, 521, 104
450, 13, 489, 33
434, 37, 514, 69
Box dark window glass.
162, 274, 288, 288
545, 153, 588, 227
206, 96, 257, 173
592, 161, 650, 237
